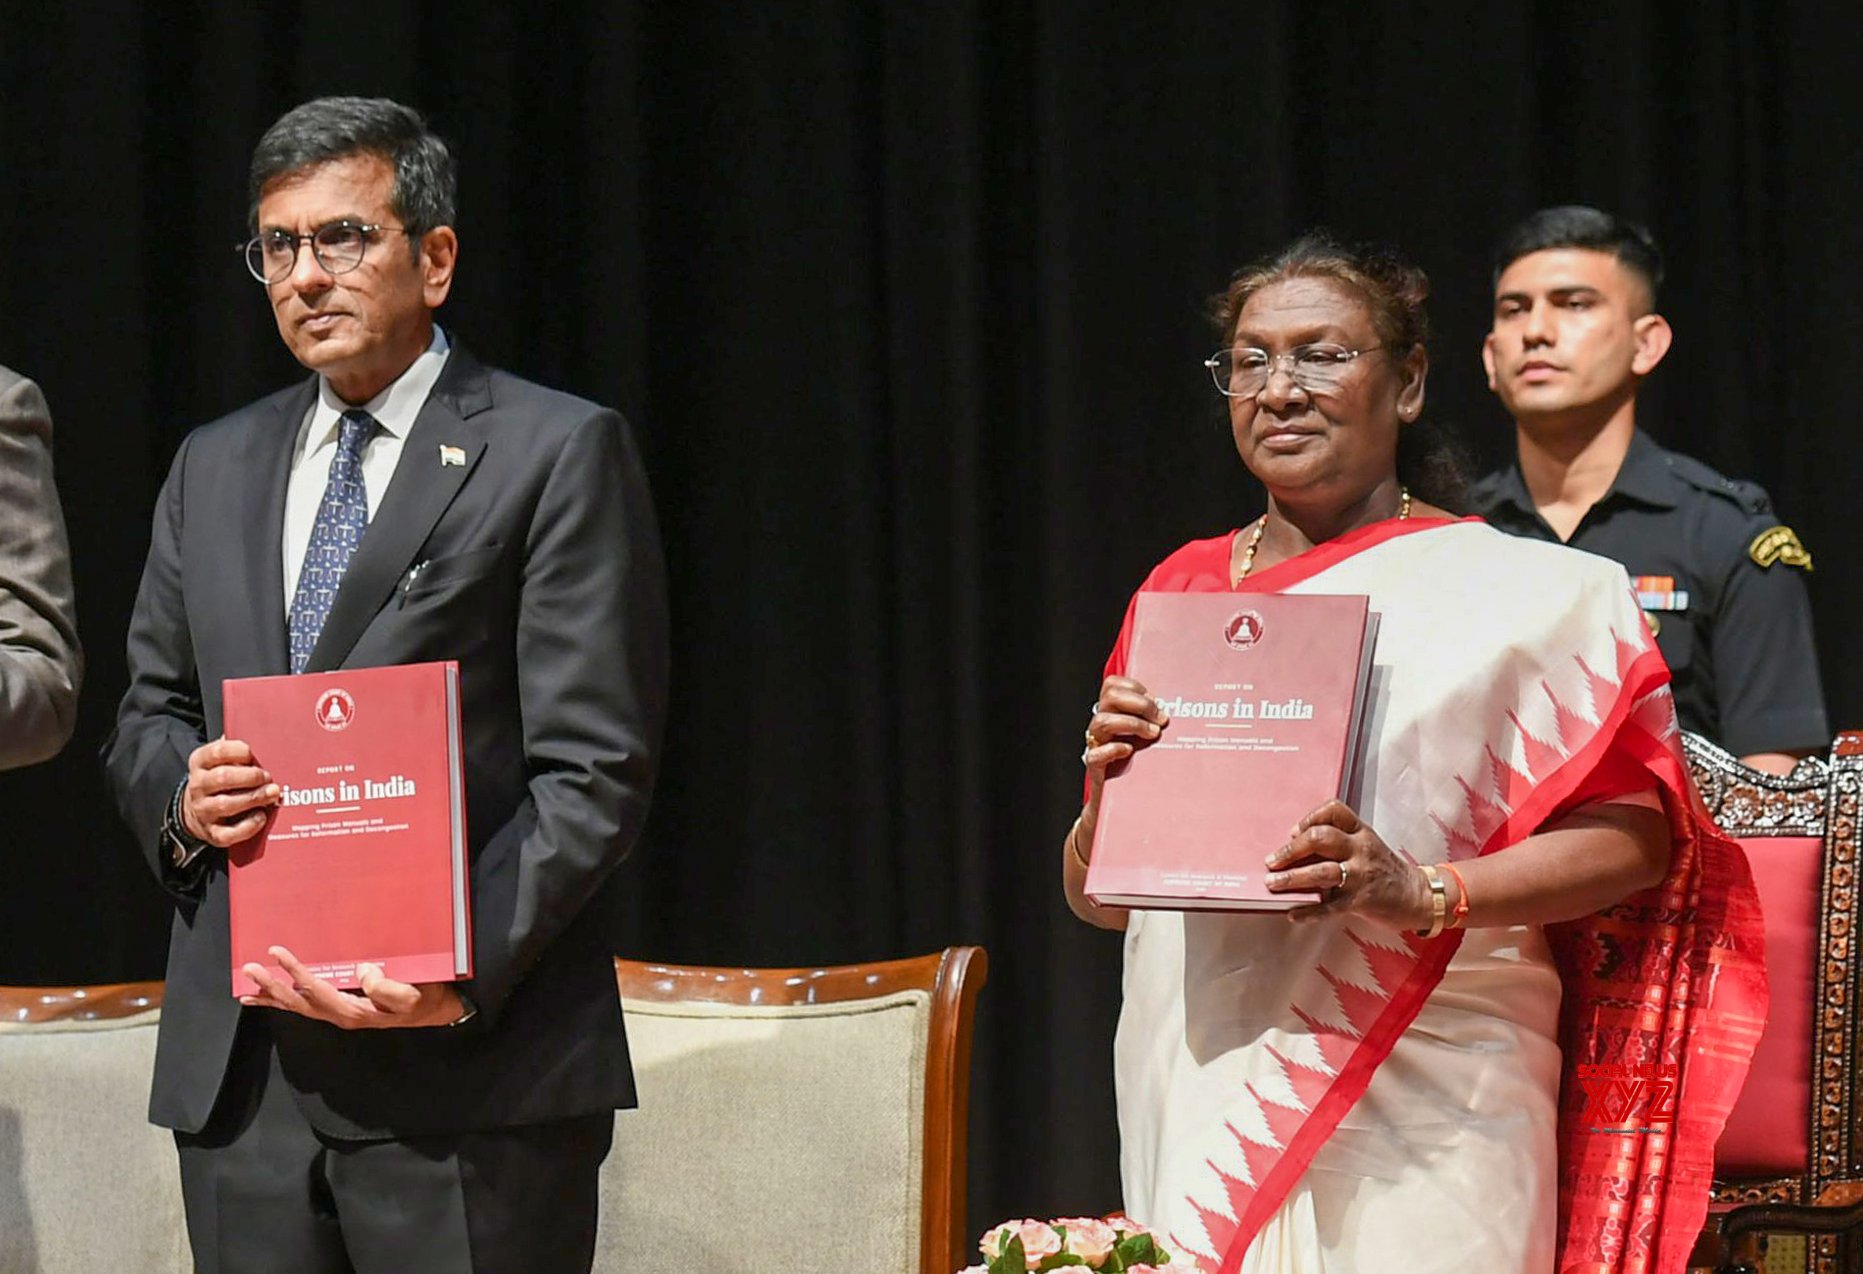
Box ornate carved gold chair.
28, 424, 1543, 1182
596, 946, 988, 1274
1685, 732, 1863, 1274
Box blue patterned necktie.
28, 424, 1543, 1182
288, 409, 376, 674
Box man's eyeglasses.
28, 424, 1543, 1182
1204, 344, 1386, 398
239, 220, 410, 284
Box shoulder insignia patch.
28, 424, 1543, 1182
1749, 525, 1813, 571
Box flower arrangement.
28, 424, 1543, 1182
958, 1216, 1176, 1273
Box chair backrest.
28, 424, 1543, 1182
1686, 732, 1863, 1203
0, 981, 189, 1274
596, 946, 986, 1274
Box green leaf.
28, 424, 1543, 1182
990, 1234, 1027, 1274
1129, 1234, 1170, 1264
1112, 1233, 1157, 1265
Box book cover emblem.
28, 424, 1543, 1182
315, 688, 356, 731
1223, 610, 1265, 651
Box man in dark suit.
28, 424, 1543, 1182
104, 97, 667, 1272
0, 364, 81, 769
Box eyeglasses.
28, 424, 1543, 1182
239, 220, 410, 284
1204, 343, 1386, 398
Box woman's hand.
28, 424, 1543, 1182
1063, 675, 1167, 930
1265, 799, 1430, 932
1081, 675, 1170, 814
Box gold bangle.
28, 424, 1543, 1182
1415, 864, 1447, 938
1068, 819, 1092, 870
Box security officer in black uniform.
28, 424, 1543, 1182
1471, 206, 1826, 774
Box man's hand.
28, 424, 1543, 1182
182, 737, 281, 846
240, 946, 469, 1029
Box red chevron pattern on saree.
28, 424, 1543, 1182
1165, 625, 1656, 1272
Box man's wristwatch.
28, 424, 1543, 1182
448, 989, 480, 1028
162, 779, 211, 870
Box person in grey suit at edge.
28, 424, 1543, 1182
103, 97, 668, 1273
0, 364, 82, 769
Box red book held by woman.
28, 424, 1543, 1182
1086, 592, 1378, 910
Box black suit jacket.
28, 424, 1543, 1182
104, 343, 668, 1139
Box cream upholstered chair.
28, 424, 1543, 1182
0, 980, 189, 1273
596, 946, 987, 1274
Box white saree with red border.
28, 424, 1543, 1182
1103, 517, 1766, 1274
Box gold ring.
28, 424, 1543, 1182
1083, 728, 1096, 747
1337, 862, 1350, 891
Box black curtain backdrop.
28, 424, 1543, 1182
4, 1, 1860, 1234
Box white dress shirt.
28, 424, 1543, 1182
282, 327, 451, 613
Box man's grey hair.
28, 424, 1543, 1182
248, 96, 457, 249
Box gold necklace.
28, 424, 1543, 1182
1235, 486, 1410, 582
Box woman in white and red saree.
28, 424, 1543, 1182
1064, 235, 1765, 1274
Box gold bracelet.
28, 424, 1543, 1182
1442, 861, 1470, 930
1068, 818, 1092, 870
1415, 864, 1447, 938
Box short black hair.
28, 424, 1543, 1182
248, 96, 456, 242
1491, 205, 1663, 302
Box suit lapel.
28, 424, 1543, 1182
303, 346, 493, 674
243, 380, 314, 675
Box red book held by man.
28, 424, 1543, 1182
223, 661, 471, 996
1086, 593, 1378, 911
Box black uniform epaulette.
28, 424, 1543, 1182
1660, 451, 1773, 516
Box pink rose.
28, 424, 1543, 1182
1056, 1217, 1117, 1265
980, 1219, 1062, 1267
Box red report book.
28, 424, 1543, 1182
1085, 593, 1378, 911
222, 661, 471, 997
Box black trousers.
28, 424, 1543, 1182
174, 1017, 613, 1274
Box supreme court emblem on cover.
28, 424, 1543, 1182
1223, 610, 1264, 651
315, 688, 356, 731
